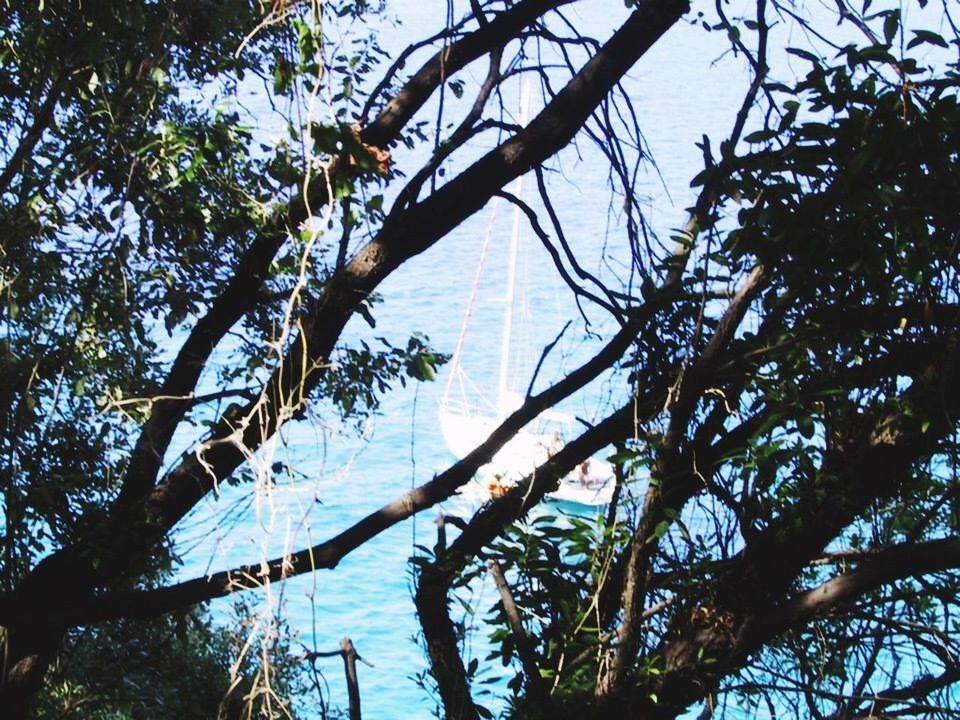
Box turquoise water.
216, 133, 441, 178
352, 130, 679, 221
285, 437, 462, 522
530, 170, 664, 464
173, 4, 753, 717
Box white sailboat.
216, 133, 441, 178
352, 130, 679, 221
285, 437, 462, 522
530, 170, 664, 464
438, 87, 615, 507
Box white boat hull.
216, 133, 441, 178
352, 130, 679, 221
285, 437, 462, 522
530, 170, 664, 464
547, 470, 615, 506
441, 409, 616, 506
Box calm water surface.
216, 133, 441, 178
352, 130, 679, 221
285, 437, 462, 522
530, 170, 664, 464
176, 4, 751, 716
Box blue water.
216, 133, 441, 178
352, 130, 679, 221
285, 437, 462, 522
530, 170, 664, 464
173, 3, 756, 717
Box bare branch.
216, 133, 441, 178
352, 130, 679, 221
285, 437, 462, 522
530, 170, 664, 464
362, 0, 578, 149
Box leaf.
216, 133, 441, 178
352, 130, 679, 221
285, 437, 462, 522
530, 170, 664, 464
787, 47, 820, 63
883, 10, 900, 45
273, 54, 292, 94
744, 128, 778, 144
311, 123, 343, 154
646, 520, 670, 544
907, 30, 948, 49
857, 45, 896, 64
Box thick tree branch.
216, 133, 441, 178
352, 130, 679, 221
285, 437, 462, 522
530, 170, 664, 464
116, 201, 297, 509
764, 536, 960, 635
845, 664, 960, 718
142, 0, 689, 537
0, 75, 67, 197
116, 2, 579, 511
599, 341, 960, 718
68, 305, 656, 623
415, 562, 481, 720
487, 557, 550, 704
635, 538, 960, 718
720, 337, 960, 612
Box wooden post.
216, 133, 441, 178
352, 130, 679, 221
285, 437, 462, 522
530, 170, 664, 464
340, 636, 362, 720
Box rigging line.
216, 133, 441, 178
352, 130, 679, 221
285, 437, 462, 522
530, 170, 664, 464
441, 196, 502, 407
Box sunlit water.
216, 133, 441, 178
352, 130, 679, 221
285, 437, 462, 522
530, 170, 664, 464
173, 4, 758, 717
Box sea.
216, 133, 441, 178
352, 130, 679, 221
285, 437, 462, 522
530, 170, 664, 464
171, 1, 774, 717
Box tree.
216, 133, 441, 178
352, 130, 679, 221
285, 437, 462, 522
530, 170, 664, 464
30, 606, 307, 720
1, 0, 958, 718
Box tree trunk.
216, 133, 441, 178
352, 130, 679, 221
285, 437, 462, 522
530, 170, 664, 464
415, 565, 481, 720
1, 623, 63, 720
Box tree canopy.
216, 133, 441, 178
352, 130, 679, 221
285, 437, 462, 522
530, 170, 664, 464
1, 1, 959, 718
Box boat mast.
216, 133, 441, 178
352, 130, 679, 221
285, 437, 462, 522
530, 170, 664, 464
496, 82, 532, 418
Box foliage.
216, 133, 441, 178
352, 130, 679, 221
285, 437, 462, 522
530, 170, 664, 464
31, 606, 305, 720
0, 0, 427, 716
417, 3, 960, 719
1, 0, 262, 582
1, 1, 959, 719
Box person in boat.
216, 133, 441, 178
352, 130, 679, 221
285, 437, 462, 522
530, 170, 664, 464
577, 459, 603, 489
578, 459, 591, 487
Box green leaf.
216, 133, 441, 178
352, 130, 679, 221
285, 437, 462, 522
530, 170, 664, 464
150, 66, 167, 87
273, 54, 292, 94
787, 47, 820, 63
907, 30, 949, 49
883, 10, 900, 45
646, 520, 670, 544
744, 128, 778, 144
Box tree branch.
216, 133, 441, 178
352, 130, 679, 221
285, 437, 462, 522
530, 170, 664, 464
115, 2, 581, 513
766, 537, 960, 634
142, 0, 689, 538
720, 337, 960, 613
361, 0, 578, 149
600, 341, 960, 717
600, 264, 767, 696
487, 558, 550, 704
68, 302, 658, 624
